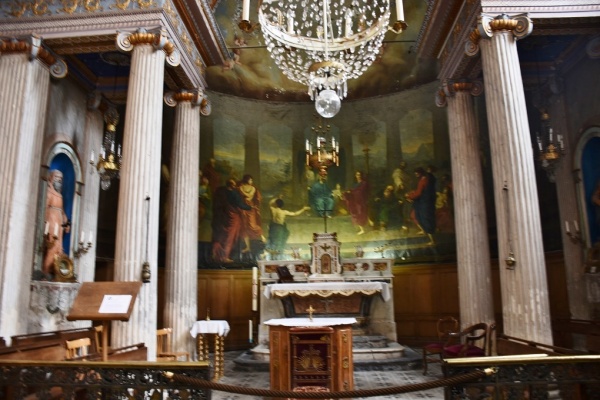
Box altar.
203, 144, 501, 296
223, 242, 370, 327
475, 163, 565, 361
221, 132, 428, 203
254, 232, 401, 363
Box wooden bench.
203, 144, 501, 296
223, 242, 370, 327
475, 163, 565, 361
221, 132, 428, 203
67, 343, 148, 361
0, 341, 66, 361
11, 327, 98, 351
496, 333, 584, 356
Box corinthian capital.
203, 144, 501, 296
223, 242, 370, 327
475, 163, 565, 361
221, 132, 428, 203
478, 13, 533, 41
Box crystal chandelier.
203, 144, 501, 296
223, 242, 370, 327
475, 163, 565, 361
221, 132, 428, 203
90, 107, 122, 190
306, 115, 339, 169
253, 0, 405, 118
535, 110, 564, 182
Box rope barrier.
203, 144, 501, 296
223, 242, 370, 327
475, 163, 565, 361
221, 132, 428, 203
163, 367, 496, 398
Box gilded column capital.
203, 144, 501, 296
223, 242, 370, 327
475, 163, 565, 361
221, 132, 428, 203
465, 28, 481, 57
164, 90, 212, 116
0, 35, 67, 78
478, 13, 533, 41
116, 28, 181, 67
440, 80, 484, 103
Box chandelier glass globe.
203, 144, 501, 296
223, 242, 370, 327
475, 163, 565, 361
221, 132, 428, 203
315, 89, 341, 118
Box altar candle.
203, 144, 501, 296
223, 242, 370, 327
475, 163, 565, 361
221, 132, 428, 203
80, 231, 85, 243
574, 220, 579, 232
565, 220, 570, 233
90, 150, 95, 164
44, 222, 49, 235
54, 223, 59, 237
252, 266, 258, 281
249, 320, 253, 342
89, 231, 93, 243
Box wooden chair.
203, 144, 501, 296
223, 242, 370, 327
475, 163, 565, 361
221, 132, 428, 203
65, 337, 92, 360
157, 328, 190, 361
442, 322, 488, 359
422, 316, 459, 375
93, 325, 103, 353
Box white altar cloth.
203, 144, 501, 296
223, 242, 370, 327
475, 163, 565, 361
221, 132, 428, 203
190, 320, 231, 337
265, 317, 357, 327
264, 281, 390, 302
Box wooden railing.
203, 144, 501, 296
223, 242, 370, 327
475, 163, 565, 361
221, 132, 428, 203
0, 360, 212, 399
443, 355, 600, 399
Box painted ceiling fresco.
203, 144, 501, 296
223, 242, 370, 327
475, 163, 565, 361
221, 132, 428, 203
206, 0, 437, 102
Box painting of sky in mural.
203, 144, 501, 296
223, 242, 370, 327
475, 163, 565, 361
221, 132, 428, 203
207, 0, 436, 102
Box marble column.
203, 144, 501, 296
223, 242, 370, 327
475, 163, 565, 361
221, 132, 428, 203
163, 90, 203, 358
438, 82, 494, 328
77, 95, 104, 284
475, 14, 552, 343
112, 29, 180, 359
0, 36, 67, 341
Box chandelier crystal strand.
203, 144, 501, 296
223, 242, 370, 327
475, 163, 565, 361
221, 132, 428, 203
259, 0, 392, 118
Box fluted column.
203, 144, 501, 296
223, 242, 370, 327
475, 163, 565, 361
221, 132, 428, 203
112, 29, 180, 359
77, 94, 104, 284
438, 82, 494, 329
0, 36, 67, 341
163, 90, 206, 357
474, 14, 552, 343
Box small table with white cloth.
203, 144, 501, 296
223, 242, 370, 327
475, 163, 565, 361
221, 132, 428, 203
190, 320, 230, 381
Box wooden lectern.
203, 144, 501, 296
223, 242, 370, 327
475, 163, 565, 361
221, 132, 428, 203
67, 281, 142, 361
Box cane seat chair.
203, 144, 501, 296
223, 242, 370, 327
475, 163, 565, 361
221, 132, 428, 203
157, 328, 190, 361
442, 322, 489, 359
422, 316, 459, 375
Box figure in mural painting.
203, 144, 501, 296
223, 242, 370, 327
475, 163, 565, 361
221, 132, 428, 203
211, 178, 252, 263
202, 157, 221, 196
391, 161, 411, 230
373, 185, 403, 231
198, 174, 212, 265
268, 196, 310, 253
331, 183, 348, 216
238, 174, 266, 255
43, 169, 70, 276
344, 171, 371, 235
406, 167, 437, 245
309, 169, 334, 218
436, 174, 455, 233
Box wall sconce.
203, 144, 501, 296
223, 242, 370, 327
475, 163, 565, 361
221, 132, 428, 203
565, 220, 583, 245
74, 231, 93, 258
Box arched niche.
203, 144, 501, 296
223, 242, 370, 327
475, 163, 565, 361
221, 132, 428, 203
575, 126, 600, 248
34, 142, 83, 280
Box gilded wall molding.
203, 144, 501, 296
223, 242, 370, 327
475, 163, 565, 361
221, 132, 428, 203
1, 0, 160, 18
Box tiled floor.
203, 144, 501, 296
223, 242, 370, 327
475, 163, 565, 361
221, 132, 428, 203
211, 350, 445, 400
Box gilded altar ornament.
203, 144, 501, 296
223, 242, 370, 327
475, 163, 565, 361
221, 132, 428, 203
297, 345, 324, 371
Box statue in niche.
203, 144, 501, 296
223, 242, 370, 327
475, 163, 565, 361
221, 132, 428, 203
43, 169, 70, 278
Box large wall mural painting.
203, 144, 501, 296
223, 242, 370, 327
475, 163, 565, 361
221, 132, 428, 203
198, 84, 457, 266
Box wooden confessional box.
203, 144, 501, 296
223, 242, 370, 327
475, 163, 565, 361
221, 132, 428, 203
269, 323, 354, 398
